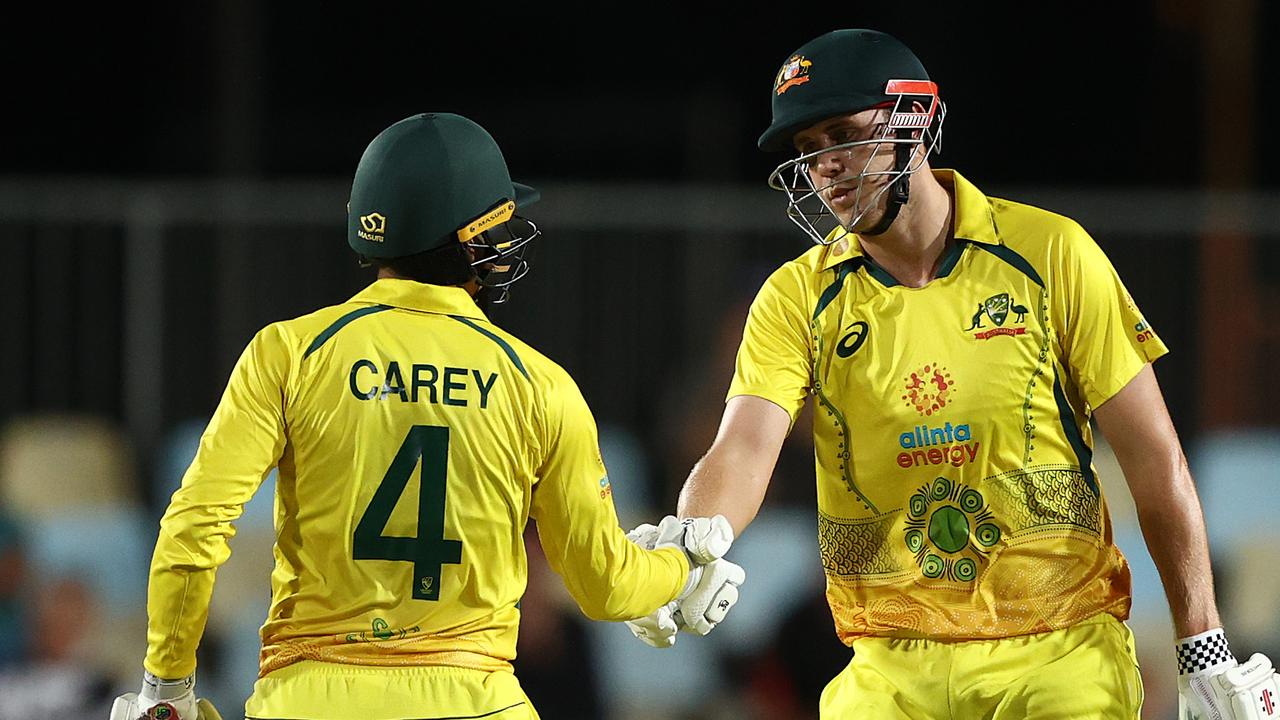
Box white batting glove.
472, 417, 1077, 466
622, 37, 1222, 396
671, 556, 746, 636
625, 600, 681, 648
622, 522, 679, 647
622, 515, 744, 645
1177, 629, 1280, 720
653, 514, 735, 565
110, 673, 223, 720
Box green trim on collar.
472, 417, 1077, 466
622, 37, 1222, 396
812, 260, 859, 321
862, 258, 901, 288
934, 240, 967, 279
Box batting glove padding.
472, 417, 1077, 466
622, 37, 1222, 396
623, 515, 743, 645
653, 515, 735, 566
1176, 629, 1280, 720
672, 557, 746, 636
625, 600, 680, 648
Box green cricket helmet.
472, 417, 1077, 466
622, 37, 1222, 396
759, 30, 945, 242
348, 113, 540, 299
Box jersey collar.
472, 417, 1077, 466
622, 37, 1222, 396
817, 169, 1000, 272
347, 278, 488, 320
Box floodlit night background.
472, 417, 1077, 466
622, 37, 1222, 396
1, 4, 1278, 718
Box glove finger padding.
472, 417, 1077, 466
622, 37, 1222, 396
654, 515, 735, 565
624, 601, 679, 649
196, 698, 224, 720
110, 693, 142, 720
674, 558, 745, 635
625, 523, 660, 549
1216, 653, 1280, 719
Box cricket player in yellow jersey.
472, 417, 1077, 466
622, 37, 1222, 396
629, 30, 1280, 719
110, 113, 745, 720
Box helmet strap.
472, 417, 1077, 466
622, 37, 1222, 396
859, 129, 913, 237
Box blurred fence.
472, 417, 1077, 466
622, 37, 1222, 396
6, 177, 1280, 460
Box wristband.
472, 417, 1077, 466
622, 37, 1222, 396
1175, 628, 1234, 675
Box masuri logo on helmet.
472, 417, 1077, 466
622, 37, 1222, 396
358, 212, 387, 242
347, 113, 541, 302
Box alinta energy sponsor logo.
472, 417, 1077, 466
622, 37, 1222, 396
964, 292, 1028, 340
896, 421, 980, 469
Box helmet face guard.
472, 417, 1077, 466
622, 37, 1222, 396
766, 80, 946, 245
456, 199, 540, 304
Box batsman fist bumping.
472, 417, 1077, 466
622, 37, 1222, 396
121, 114, 700, 720
665, 28, 1259, 719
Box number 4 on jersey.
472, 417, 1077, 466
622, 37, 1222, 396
353, 425, 462, 601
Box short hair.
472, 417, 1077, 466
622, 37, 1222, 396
367, 243, 475, 286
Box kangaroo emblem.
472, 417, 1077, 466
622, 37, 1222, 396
964, 303, 987, 330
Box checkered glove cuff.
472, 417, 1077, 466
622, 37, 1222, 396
1175, 628, 1234, 675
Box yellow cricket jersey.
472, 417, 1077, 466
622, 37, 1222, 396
730, 169, 1167, 643
145, 278, 688, 680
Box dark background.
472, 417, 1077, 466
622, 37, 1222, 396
8, 3, 1272, 186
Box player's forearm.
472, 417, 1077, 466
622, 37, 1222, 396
541, 525, 689, 621
677, 442, 773, 536
144, 570, 214, 678
143, 486, 245, 677
1127, 453, 1221, 637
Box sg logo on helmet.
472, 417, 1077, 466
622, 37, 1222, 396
836, 321, 869, 358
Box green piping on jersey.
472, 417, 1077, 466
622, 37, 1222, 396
448, 315, 530, 381
1020, 285, 1053, 466
303, 304, 394, 359
811, 329, 879, 513
972, 243, 1045, 288
812, 260, 858, 321
814, 383, 879, 513
1051, 365, 1098, 496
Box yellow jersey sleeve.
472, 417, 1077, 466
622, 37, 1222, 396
529, 366, 689, 621
144, 324, 292, 678
1051, 224, 1169, 409
728, 263, 813, 421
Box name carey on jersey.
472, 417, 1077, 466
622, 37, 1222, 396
348, 358, 499, 409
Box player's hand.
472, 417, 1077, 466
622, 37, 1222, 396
623, 522, 678, 647
110, 673, 223, 720
672, 556, 746, 636
653, 514, 735, 565
622, 515, 742, 645
625, 600, 680, 648
1176, 629, 1280, 719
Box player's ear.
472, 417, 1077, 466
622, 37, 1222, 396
910, 100, 927, 141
